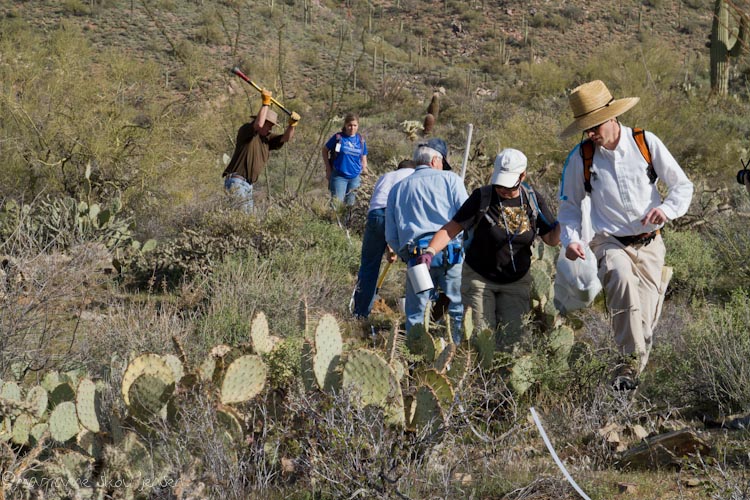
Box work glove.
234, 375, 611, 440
289, 111, 301, 127
261, 89, 273, 106
415, 253, 433, 268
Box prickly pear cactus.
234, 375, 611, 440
433, 343, 456, 374
250, 311, 275, 355
163, 354, 185, 385
446, 348, 472, 389
220, 355, 267, 405
406, 324, 436, 362
462, 306, 475, 344
313, 314, 343, 392
300, 339, 317, 392
217, 405, 244, 444
414, 368, 454, 409
49, 401, 79, 442
25, 386, 48, 419
509, 354, 537, 396
548, 325, 575, 372
11, 412, 33, 446
530, 263, 552, 305
128, 373, 175, 421
121, 354, 174, 407
342, 349, 405, 426
76, 378, 101, 433
408, 385, 444, 435
472, 328, 495, 370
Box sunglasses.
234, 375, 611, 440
584, 121, 606, 134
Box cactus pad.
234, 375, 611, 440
1, 381, 21, 401
250, 311, 275, 354
472, 328, 495, 370
433, 343, 456, 374
128, 374, 175, 420
49, 401, 79, 442
342, 349, 404, 426
30, 422, 48, 445
462, 306, 475, 345
217, 405, 244, 443
220, 355, 267, 404
49, 382, 76, 407
77, 429, 102, 459
509, 355, 537, 396
415, 369, 454, 409
163, 354, 185, 385
25, 386, 48, 420
313, 314, 343, 392
11, 412, 32, 446
121, 354, 174, 406
300, 339, 317, 392
406, 324, 436, 362
76, 378, 101, 433
408, 385, 444, 434
446, 348, 472, 389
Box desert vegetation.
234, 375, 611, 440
2, 0, 750, 498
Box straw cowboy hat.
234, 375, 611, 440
561, 80, 640, 138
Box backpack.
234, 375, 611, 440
328, 132, 365, 167
466, 182, 551, 249
580, 127, 656, 193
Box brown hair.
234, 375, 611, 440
341, 113, 359, 133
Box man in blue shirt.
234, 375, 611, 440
386, 138, 468, 340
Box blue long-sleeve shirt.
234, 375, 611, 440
385, 165, 469, 259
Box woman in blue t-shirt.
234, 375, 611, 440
322, 113, 369, 206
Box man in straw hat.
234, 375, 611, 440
558, 80, 693, 391
223, 88, 300, 212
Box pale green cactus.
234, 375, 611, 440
220, 355, 267, 404
313, 314, 343, 392
121, 354, 174, 407
250, 311, 276, 354
342, 349, 405, 426
446, 348, 472, 389
509, 355, 537, 396
49, 401, 80, 442
300, 339, 317, 392
162, 354, 185, 386
462, 306, 475, 344
75, 378, 101, 433
25, 386, 48, 420
127, 374, 175, 421
11, 412, 33, 446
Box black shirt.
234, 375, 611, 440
453, 186, 556, 284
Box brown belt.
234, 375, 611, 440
614, 229, 660, 247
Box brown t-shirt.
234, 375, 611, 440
222, 121, 284, 184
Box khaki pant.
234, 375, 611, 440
590, 233, 669, 373
461, 263, 532, 351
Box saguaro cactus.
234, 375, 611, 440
710, 0, 749, 95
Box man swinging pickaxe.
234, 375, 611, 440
223, 67, 301, 212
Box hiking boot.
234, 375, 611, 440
611, 357, 639, 391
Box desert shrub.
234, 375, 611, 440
704, 213, 750, 292
663, 227, 719, 299
669, 290, 750, 415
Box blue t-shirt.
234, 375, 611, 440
326, 133, 367, 179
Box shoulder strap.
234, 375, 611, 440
580, 139, 594, 193
632, 128, 657, 184
471, 185, 495, 231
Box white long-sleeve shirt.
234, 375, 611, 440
558, 124, 693, 248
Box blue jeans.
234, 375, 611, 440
405, 261, 464, 344
353, 209, 387, 317
329, 173, 361, 206
224, 176, 253, 212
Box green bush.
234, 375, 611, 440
663, 228, 719, 299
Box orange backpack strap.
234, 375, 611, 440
580, 139, 595, 193
632, 128, 657, 184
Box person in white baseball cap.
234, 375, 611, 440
421, 148, 560, 351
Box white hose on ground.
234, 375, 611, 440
530, 407, 592, 500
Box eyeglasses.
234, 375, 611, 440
584, 121, 606, 134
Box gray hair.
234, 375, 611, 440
413, 145, 442, 166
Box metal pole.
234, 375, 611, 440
460, 123, 473, 181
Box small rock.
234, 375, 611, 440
617, 482, 638, 494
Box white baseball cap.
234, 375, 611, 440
491, 148, 527, 188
